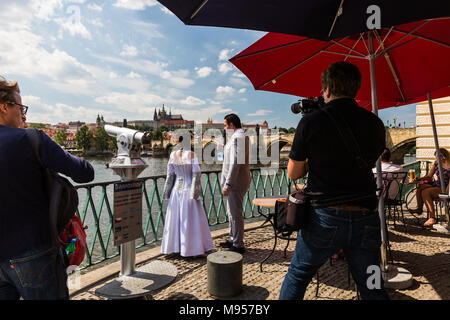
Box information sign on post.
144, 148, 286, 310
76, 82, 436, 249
113, 181, 143, 246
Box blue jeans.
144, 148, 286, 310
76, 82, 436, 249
279, 207, 389, 300
0, 247, 69, 300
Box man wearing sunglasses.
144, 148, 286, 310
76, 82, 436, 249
0, 77, 94, 300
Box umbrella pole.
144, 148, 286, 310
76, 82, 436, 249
368, 32, 389, 273
428, 93, 450, 224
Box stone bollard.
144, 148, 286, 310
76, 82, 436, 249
207, 251, 243, 298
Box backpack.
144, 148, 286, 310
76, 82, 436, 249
26, 128, 86, 266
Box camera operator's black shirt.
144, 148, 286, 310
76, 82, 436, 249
289, 98, 385, 210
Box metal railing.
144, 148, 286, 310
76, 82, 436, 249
75, 167, 291, 269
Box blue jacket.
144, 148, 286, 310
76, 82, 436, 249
0, 126, 94, 261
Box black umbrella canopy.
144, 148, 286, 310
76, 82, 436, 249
157, 0, 450, 41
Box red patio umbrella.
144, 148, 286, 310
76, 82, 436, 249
230, 18, 450, 279
230, 18, 450, 109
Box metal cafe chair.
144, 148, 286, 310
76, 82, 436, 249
381, 171, 408, 230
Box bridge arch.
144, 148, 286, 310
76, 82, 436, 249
391, 137, 416, 163
265, 139, 290, 158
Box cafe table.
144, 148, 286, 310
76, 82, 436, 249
252, 195, 298, 272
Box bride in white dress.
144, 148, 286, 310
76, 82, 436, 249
161, 146, 214, 257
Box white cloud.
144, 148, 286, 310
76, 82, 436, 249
238, 88, 247, 93
57, 19, 92, 39
247, 109, 273, 117
219, 49, 233, 61
216, 86, 235, 100
87, 3, 103, 11
130, 20, 165, 39
232, 72, 246, 78
196, 67, 213, 78
160, 69, 194, 88
92, 54, 168, 76
126, 71, 142, 79
218, 62, 233, 75
230, 77, 249, 87
88, 18, 103, 27
180, 96, 206, 106
95, 91, 166, 111
113, 0, 157, 10
120, 44, 138, 57
160, 6, 174, 15
33, 0, 63, 21
171, 105, 233, 124
216, 86, 235, 94
109, 72, 118, 79
23, 95, 117, 124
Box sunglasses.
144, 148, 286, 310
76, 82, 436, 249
6, 101, 28, 115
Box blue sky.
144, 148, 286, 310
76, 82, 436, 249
0, 0, 417, 129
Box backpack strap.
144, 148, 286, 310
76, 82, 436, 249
320, 108, 368, 170
26, 128, 60, 242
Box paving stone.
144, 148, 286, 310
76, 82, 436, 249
71, 211, 450, 300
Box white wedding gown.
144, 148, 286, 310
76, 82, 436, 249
161, 150, 214, 257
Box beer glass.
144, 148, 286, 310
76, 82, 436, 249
409, 169, 416, 183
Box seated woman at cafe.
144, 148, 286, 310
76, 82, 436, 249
408, 148, 450, 226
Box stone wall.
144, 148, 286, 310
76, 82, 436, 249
416, 97, 450, 161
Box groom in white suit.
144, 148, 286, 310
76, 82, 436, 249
220, 114, 250, 254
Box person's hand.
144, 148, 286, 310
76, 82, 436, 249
222, 188, 229, 196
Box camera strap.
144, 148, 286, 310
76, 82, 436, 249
320, 108, 368, 170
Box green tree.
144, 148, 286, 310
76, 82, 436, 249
135, 124, 152, 132
54, 130, 67, 147
94, 127, 111, 152
288, 127, 296, 134
75, 126, 93, 153
278, 127, 288, 133
153, 129, 163, 140
28, 123, 46, 129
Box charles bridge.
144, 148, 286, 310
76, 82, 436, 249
150, 127, 416, 162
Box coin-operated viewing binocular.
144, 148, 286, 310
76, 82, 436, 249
105, 125, 152, 180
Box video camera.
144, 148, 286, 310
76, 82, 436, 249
291, 96, 325, 115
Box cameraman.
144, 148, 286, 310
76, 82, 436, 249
279, 62, 388, 300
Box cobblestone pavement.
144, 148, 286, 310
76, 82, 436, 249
72, 213, 450, 300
